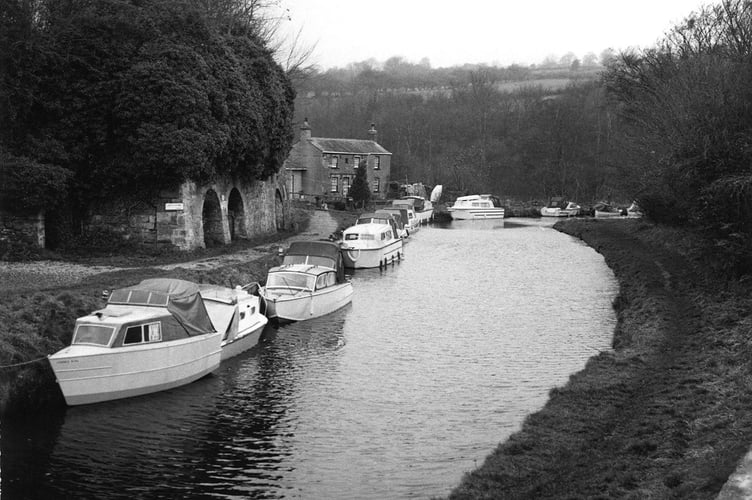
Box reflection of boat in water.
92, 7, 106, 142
541, 197, 580, 217
259, 241, 353, 322
448, 194, 505, 220
341, 214, 404, 268
48, 279, 223, 405
199, 283, 268, 361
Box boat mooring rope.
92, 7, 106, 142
0, 356, 48, 369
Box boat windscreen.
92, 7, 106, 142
283, 255, 336, 268
266, 272, 315, 290
73, 324, 116, 346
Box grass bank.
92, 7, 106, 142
448, 218, 752, 499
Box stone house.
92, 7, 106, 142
283, 120, 392, 205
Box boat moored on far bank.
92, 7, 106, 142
448, 194, 505, 220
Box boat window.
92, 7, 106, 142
123, 322, 162, 345
326, 272, 336, 286
72, 324, 116, 346
266, 272, 315, 290
316, 274, 328, 290
345, 233, 359, 240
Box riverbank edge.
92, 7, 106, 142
0, 207, 354, 416
448, 218, 752, 499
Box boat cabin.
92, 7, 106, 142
72, 279, 216, 348
453, 194, 503, 209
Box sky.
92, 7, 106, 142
274, 0, 712, 69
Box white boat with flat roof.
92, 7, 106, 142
198, 283, 268, 361
341, 213, 404, 268
259, 241, 353, 322
541, 197, 581, 217
48, 279, 223, 406
448, 194, 505, 220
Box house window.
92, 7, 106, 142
353, 156, 360, 168
330, 176, 339, 193
342, 176, 351, 195
373, 156, 381, 170
373, 178, 380, 193
330, 155, 339, 168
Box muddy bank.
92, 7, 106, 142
449, 218, 752, 499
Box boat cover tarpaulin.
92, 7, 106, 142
111, 279, 216, 336
286, 241, 342, 261
284, 241, 346, 283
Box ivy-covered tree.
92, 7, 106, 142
1, 0, 294, 218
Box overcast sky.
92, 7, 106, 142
274, 0, 712, 69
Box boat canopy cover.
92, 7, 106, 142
430, 185, 443, 203
108, 279, 215, 336
283, 241, 345, 282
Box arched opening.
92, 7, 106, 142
202, 189, 224, 248
227, 188, 246, 240
275, 189, 285, 230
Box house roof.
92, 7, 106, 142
309, 138, 391, 155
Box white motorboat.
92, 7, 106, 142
375, 208, 410, 238
198, 283, 268, 361
448, 194, 505, 220
48, 279, 223, 406
593, 202, 624, 219
259, 241, 353, 322
626, 201, 644, 218
541, 197, 581, 217
382, 204, 419, 235
341, 213, 404, 268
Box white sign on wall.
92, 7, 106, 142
165, 202, 184, 211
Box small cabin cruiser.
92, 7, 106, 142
626, 201, 643, 218
540, 197, 581, 217
259, 241, 353, 322
375, 208, 410, 238
341, 213, 404, 268
593, 202, 624, 218
198, 283, 268, 361
48, 279, 223, 406
448, 194, 505, 220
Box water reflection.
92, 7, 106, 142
1, 219, 617, 500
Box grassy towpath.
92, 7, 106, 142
448, 218, 752, 499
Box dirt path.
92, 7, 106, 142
0, 210, 339, 293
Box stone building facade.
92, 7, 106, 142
284, 120, 392, 205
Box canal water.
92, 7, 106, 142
1, 218, 618, 500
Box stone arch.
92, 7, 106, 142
227, 187, 246, 240
275, 189, 285, 230
202, 189, 224, 247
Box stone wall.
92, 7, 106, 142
86, 173, 288, 251
0, 211, 45, 248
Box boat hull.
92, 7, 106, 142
261, 282, 354, 322
594, 210, 623, 219
220, 320, 267, 361
342, 239, 403, 268
448, 207, 505, 220
541, 208, 579, 217
48, 332, 223, 406
414, 208, 434, 223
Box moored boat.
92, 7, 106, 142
541, 197, 581, 217
259, 241, 353, 322
626, 201, 644, 218
341, 214, 404, 268
48, 279, 223, 406
593, 202, 624, 218
198, 283, 268, 361
447, 194, 505, 220
375, 208, 410, 238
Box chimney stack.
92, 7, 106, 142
300, 118, 311, 141
368, 123, 377, 142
